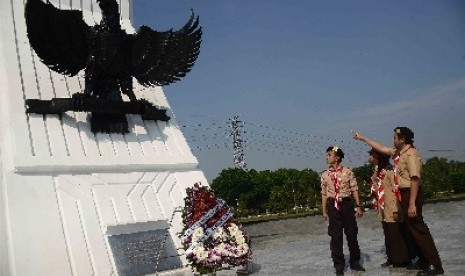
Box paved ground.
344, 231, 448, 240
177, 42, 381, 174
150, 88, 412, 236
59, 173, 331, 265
242, 200, 465, 275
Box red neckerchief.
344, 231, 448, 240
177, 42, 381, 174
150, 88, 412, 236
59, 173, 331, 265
377, 168, 387, 210
329, 166, 343, 210
370, 167, 378, 210
393, 145, 415, 202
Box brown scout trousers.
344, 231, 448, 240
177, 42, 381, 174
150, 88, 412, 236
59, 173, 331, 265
327, 197, 361, 270
400, 187, 442, 267
382, 221, 409, 264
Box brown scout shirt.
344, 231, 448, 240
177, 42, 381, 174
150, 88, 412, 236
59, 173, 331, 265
387, 146, 422, 189
371, 170, 403, 222
321, 166, 358, 199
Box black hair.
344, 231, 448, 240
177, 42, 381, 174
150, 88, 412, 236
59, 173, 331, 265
368, 148, 391, 172
326, 146, 344, 159
394, 127, 414, 144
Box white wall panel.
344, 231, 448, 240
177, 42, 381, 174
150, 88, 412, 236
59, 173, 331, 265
0, 0, 209, 275
55, 176, 115, 275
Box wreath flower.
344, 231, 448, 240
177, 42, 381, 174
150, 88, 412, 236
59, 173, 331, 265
181, 183, 252, 274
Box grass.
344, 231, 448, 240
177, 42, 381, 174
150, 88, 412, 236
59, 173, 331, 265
239, 209, 320, 224
425, 192, 465, 203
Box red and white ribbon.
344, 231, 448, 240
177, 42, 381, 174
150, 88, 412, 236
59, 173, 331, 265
181, 199, 225, 243
377, 169, 387, 210
329, 167, 343, 210
185, 210, 234, 254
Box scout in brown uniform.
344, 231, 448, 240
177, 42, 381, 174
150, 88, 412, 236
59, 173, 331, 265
321, 146, 365, 276
353, 127, 444, 276
368, 148, 409, 268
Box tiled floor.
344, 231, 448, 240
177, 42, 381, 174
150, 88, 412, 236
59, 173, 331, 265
244, 200, 465, 275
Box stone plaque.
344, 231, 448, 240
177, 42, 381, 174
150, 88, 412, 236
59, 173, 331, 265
108, 228, 182, 276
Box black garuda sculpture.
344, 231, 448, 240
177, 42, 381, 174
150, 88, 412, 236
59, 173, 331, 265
25, 0, 201, 133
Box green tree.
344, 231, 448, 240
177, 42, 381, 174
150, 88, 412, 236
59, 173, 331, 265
247, 169, 275, 212
352, 163, 374, 207
422, 157, 451, 198
211, 168, 251, 208
229, 169, 273, 215
265, 168, 319, 213
448, 160, 465, 194
301, 168, 321, 208
268, 185, 293, 213
449, 172, 465, 193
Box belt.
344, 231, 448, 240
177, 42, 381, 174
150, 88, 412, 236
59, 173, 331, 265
399, 188, 410, 191
328, 197, 351, 202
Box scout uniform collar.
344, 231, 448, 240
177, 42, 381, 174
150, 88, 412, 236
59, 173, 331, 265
399, 144, 415, 155
329, 165, 343, 172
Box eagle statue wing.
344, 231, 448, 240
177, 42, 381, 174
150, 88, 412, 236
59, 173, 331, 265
130, 10, 202, 86
25, 0, 92, 76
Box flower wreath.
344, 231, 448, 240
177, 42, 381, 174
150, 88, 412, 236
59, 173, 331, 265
181, 183, 252, 274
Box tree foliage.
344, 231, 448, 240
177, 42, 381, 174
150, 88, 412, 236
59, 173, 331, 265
211, 167, 319, 216
352, 163, 374, 207
449, 172, 465, 193
210, 168, 251, 208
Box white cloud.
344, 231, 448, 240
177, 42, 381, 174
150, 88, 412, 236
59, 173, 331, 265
348, 78, 465, 127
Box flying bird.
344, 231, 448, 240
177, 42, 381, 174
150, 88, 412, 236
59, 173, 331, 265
25, 0, 202, 133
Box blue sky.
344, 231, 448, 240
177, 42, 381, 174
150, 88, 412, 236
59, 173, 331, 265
133, 1, 465, 180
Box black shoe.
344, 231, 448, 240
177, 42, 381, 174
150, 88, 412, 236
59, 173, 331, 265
335, 268, 344, 276
416, 265, 444, 276
407, 261, 428, 271
381, 260, 392, 267
393, 261, 409, 268
350, 263, 366, 272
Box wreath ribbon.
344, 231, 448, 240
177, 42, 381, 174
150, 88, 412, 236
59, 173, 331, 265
181, 199, 225, 243
185, 210, 234, 254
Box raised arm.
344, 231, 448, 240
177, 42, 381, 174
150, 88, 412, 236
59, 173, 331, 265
352, 131, 393, 156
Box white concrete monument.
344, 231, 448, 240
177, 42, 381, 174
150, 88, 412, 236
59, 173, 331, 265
0, 0, 208, 275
